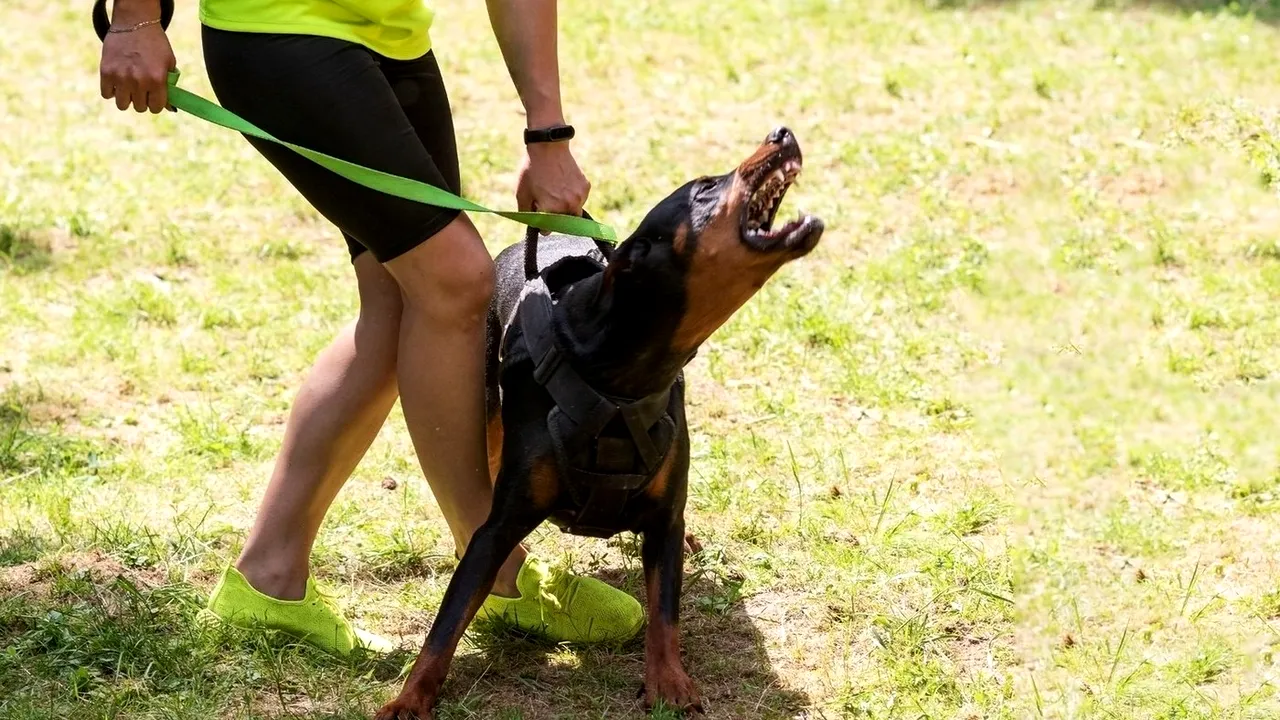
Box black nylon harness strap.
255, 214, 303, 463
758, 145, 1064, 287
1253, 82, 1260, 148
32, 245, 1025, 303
522, 286, 616, 436
620, 397, 662, 468
516, 276, 674, 538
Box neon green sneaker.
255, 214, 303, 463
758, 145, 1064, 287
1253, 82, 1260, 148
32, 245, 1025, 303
198, 565, 395, 656
477, 557, 644, 645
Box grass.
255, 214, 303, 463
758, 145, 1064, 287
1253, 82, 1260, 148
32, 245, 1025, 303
3, 0, 1280, 717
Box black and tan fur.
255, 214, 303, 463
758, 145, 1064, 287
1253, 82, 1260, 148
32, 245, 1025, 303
376, 127, 824, 720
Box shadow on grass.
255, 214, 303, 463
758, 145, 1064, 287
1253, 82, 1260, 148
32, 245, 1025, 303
0, 546, 806, 719
918, 0, 1280, 23
0, 224, 52, 273
430, 566, 808, 720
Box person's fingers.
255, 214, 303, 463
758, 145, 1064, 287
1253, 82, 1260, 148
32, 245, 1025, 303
528, 195, 556, 236
569, 187, 588, 215
133, 87, 150, 112
134, 70, 160, 112
115, 80, 134, 111
146, 77, 168, 114
516, 180, 535, 213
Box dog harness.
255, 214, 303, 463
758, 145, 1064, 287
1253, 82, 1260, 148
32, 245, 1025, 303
510, 237, 678, 539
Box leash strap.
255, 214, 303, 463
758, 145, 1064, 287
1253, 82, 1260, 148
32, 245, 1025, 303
92, 0, 616, 242
164, 73, 616, 241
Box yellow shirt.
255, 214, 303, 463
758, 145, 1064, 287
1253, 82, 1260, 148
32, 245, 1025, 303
200, 0, 434, 61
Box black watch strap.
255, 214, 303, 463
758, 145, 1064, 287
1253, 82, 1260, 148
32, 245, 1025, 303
524, 124, 575, 145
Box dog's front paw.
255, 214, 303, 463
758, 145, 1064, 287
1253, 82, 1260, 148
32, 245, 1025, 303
374, 693, 435, 720
642, 664, 704, 714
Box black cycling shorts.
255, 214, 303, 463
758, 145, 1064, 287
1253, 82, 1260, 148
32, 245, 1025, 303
202, 26, 462, 263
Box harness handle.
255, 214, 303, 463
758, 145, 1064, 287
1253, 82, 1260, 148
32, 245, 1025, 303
524, 208, 598, 280
94, 0, 175, 40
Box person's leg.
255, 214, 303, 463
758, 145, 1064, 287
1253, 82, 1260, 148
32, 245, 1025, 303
233, 251, 402, 600
201, 251, 404, 654
373, 51, 535, 596
379, 215, 526, 597
200, 27, 641, 649
201, 28, 527, 594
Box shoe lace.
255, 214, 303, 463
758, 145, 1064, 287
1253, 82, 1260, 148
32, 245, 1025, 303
305, 582, 357, 645
535, 564, 579, 613
312, 584, 345, 617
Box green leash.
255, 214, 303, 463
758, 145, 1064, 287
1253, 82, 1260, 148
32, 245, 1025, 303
92, 0, 615, 242
161, 70, 616, 241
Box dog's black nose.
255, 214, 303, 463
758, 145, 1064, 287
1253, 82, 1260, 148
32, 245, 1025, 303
767, 126, 794, 145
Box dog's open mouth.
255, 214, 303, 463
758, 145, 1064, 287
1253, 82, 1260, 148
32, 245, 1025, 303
740, 143, 822, 252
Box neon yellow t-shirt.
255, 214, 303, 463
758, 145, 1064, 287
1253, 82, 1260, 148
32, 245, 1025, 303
200, 0, 434, 61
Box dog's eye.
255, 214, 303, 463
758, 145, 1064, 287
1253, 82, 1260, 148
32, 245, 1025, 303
693, 178, 719, 199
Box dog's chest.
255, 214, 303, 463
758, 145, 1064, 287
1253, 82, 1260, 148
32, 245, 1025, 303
503, 304, 685, 538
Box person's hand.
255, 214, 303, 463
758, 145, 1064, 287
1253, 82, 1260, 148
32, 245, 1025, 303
516, 142, 591, 225
99, 4, 177, 114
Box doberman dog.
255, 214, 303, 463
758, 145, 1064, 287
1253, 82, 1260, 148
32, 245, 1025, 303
375, 127, 824, 720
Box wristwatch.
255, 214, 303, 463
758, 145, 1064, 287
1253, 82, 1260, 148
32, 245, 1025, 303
524, 124, 575, 145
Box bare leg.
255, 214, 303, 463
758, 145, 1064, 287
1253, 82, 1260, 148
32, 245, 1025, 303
234, 252, 404, 599
383, 214, 525, 598
233, 218, 524, 601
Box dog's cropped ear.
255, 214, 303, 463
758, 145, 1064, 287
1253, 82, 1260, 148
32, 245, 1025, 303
600, 236, 652, 295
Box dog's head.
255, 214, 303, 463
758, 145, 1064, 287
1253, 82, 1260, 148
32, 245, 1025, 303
603, 127, 824, 355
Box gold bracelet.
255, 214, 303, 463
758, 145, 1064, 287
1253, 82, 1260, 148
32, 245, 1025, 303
107, 17, 162, 33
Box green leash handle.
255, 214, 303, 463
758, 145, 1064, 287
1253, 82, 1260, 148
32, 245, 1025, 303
92, 0, 617, 242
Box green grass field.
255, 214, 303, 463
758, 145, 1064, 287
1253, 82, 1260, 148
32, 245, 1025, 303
4, 0, 1280, 717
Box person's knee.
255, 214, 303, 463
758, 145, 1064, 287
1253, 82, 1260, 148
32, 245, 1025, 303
354, 251, 405, 321
414, 236, 494, 325
387, 214, 495, 327
430, 241, 495, 321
